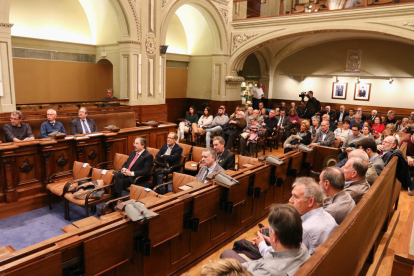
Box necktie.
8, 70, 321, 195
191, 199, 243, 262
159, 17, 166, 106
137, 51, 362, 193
128, 152, 140, 170
279, 117, 283, 126
201, 169, 209, 182
82, 120, 90, 134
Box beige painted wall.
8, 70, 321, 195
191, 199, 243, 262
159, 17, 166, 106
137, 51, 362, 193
166, 68, 188, 98
272, 39, 414, 108
187, 56, 212, 99
166, 13, 188, 54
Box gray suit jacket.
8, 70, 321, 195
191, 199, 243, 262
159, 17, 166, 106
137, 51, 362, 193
313, 130, 335, 147
196, 163, 224, 182
345, 178, 370, 204
370, 154, 385, 175
71, 117, 99, 135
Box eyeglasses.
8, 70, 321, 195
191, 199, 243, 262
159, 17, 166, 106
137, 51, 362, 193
10, 117, 19, 121
167, 137, 176, 140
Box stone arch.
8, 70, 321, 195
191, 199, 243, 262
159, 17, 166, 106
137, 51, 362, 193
160, 0, 229, 54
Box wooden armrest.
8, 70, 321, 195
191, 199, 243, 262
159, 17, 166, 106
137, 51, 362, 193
153, 181, 173, 192
63, 176, 92, 194
85, 184, 113, 202
100, 195, 130, 215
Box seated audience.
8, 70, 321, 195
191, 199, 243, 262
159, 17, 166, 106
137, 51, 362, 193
195, 148, 224, 183
311, 121, 335, 147
244, 107, 253, 120
244, 103, 250, 111
375, 129, 391, 146
351, 149, 378, 185
345, 108, 356, 122
222, 111, 247, 151
98, 88, 119, 107
284, 121, 311, 153
397, 118, 410, 133
290, 101, 298, 114
384, 110, 397, 126
342, 158, 370, 204
356, 108, 366, 121
216, 105, 229, 117
289, 177, 338, 254
229, 106, 241, 120
368, 110, 378, 122
380, 115, 387, 124
177, 106, 198, 140
400, 132, 414, 157
262, 109, 278, 138
321, 105, 335, 121
339, 123, 362, 160
240, 118, 263, 157
335, 105, 348, 124
276, 110, 292, 144
200, 258, 252, 276
153, 133, 183, 190
274, 108, 280, 116
192, 107, 213, 143
288, 108, 301, 130
334, 119, 352, 142
350, 114, 363, 129
260, 107, 268, 118
220, 204, 310, 275
213, 137, 235, 170
408, 116, 414, 132
322, 114, 336, 132
40, 109, 67, 138
372, 117, 385, 135
4, 110, 35, 142
71, 107, 99, 134
258, 102, 265, 111
280, 101, 287, 112
253, 109, 264, 125
114, 137, 154, 198
310, 116, 320, 138
206, 107, 230, 148
385, 123, 400, 144
356, 138, 385, 175
361, 125, 374, 139
319, 167, 355, 224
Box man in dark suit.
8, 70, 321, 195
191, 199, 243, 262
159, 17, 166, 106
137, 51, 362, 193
153, 132, 183, 190
320, 106, 335, 122
356, 108, 366, 121
196, 148, 224, 183
70, 107, 99, 134
212, 136, 235, 170
114, 137, 154, 197
367, 110, 378, 122
335, 105, 349, 124
322, 114, 336, 132
276, 110, 292, 143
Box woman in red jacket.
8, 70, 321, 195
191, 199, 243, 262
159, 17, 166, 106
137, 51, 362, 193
372, 117, 385, 135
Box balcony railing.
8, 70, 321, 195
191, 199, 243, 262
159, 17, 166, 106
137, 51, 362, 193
233, 0, 413, 20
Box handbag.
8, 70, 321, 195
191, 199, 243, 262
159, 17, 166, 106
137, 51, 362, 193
232, 239, 262, 260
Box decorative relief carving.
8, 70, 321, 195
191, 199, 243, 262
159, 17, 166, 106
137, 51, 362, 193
127, 0, 142, 43
56, 154, 69, 167
0, 23, 14, 28
117, 40, 140, 44
219, 8, 229, 23
403, 21, 414, 27
162, 0, 169, 8
233, 33, 259, 50
225, 76, 245, 82
88, 150, 97, 161
19, 159, 34, 174
346, 49, 362, 72
146, 35, 156, 55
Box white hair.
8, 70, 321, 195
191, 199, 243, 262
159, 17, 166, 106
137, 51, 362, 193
47, 109, 57, 115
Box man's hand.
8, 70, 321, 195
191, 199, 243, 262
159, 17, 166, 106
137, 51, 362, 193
280, 126, 284, 130
335, 120, 338, 123
311, 143, 319, 146
124, 169, 132, 176
121, 168, 127, 174
345, 147, 352, 152
252, 231, 265, 247
246, 130, 250, 133
262, 123, 266, 126
408, 156, 414, 167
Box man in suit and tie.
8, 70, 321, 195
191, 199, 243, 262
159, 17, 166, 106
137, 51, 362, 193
321, 106, 335, 122
196, 148, 224, 183
212, 136, 235, 170
114, 137, 154, 197
335, 105, 348, 124
276, 110, 292, 144
70, 107, 99, 134
368, 110, 378, 122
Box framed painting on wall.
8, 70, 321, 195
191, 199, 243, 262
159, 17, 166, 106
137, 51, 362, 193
354, 83, 371, 101
332, 82, 348, 100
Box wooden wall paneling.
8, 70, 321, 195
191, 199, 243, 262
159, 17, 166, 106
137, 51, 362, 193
49, 147, 73, 180
240, 198, 254, 224
144, 241, 171, 276
313, 146, 340, 173
170, 229, 192, 266
140, 105, 168, 123
211, 210, 227, 242
104, 136, 128, 162
273, 157, 290, 203
166, 98, 188, 123
282, 152, 304, 202
3, 252, 62, 276
191, 220, 212, 256
227, 175, 249, 206
83, 224, 134, 276
193, 188, 221, 223
0, 147, 18, 203
14, 149, 43, 200
151, 130, 168, 149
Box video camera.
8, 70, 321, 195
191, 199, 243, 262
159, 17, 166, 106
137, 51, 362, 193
299, 92, 306, 101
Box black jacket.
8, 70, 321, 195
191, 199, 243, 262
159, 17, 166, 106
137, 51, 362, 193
156, 143, 183, 167
217, 149, 235, 171
123, 150, 154, 184
336, 111, 349, 122
382, 150, 413, 190
321, 110, 336, 121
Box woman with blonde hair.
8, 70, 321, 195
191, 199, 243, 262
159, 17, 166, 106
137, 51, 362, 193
200, 259, 252, 276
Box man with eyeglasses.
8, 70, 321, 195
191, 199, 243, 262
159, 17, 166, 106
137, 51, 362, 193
40, 109, 67, 138
153, 133, 183, 192
3, 110, 35, 142
70, 107, 99, 135
113, 137, 154, 198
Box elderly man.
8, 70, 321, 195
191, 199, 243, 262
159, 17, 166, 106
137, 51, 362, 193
368, 110, 378, 122
350, 114, 364, 129
322, 114, 336, 132
356, 138, 385, 175
342, 158, 370, 204
4, 111, 35, 142
113, 137, 154, 197
321, 106, 335, 122
356, 108, 366, 121
195, 147, 224, 183
213, 137, 235, 170
339, 123, 362, 160
335, 105, 348, 124
251, 83, 264, 110
335, 149, 378, 184
276, 110, 292, 143
40, 109, 67, 138
222, 111, 247, 151
262, 109, 278, 138
384, 110, 397, 126
253, 109, 264, 124
319, 167, 355, 224
70, 107, 99, 134
240, 118, 264, 157
99, 88, 119, 107
289, 177, 338, 254
311, 121, 335, 147
205, 107, 229, 148
153, 133, 183, 190
220, 204, 310, 275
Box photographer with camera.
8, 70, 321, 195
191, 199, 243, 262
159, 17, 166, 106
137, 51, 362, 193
300, 91, 321, 119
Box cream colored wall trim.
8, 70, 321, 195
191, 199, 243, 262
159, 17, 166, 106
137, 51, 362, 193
0, 22, 12, 27
166, 53, 190, 62
126, 0, 141, 42
12, 36, 97, 54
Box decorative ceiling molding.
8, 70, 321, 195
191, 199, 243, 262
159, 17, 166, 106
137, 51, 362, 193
219, 8, 229, 24
127, 0, 142, 43
146, 35, 156, 55
212, 0, 229, 4
403, 21, 414, 27
162, 0, 169, 8
0, 23, 14, 28
366, 19, 414, 32
117, 40, 140, 44
225, 76, 245, 82
233, 33, 258, 50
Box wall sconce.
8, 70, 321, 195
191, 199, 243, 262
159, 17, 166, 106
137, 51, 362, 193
389, 78, 394, 84
357, 77, 360, 84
